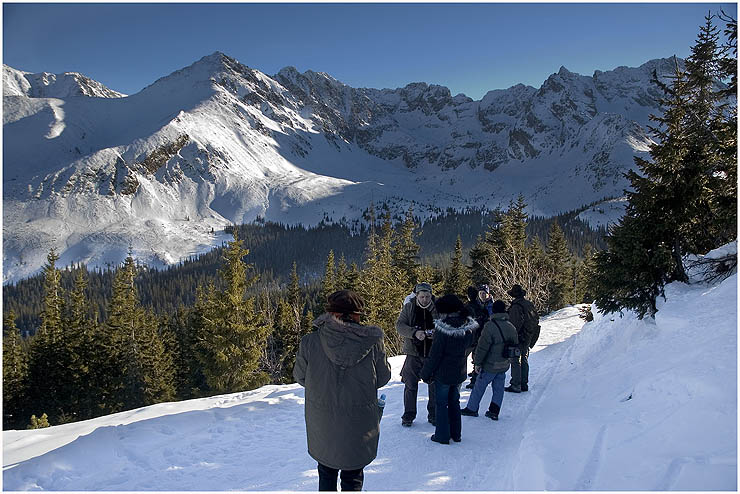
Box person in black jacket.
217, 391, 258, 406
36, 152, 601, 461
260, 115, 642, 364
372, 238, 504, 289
464, 284, 493, 389
420, 294, 477, 444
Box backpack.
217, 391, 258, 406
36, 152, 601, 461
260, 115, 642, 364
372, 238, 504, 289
512, 299, 541, 348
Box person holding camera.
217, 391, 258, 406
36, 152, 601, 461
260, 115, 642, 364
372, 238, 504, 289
461, 300, 519, 420
396, 282, 438, 427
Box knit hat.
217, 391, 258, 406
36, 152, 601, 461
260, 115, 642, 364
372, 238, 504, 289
435, 294, 466, 315
507, 284, 527, 298
492, 300, 507, 314
326, 290, 365, 315
466, 286, 478, 302
477, 284, 490, 294
414, 282, 433, 294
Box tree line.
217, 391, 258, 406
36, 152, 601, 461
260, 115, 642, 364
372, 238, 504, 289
4, 206, 606, 336
3, 197, 595, 430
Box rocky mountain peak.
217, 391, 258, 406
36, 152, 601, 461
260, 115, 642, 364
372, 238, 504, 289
3, 64, 125, 99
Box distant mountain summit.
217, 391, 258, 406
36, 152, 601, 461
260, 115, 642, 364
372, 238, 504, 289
3, 65, 126, 99
3, 51, 676, 282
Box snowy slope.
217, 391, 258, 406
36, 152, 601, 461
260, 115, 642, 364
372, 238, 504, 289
4, 53, 678, 282
3, 246, 736, 490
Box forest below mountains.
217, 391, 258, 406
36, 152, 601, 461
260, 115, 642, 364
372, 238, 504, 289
3, 204, 606, 335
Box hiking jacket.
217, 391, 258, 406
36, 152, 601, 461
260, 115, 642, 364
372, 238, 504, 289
294, 313, 392, 470
473, 313, 519, 374
419, 315, 477, 385
396, 297, 439, 356
509, 296, 536, 347
465, 294, 491, 350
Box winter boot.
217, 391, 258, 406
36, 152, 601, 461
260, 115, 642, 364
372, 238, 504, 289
460, 407, 478, 417
504, 385, 521, 393
484, 402, 500, 421
521, 384, 529, 392
430, 434, 449, 445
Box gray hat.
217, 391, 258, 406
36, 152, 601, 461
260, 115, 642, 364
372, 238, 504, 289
414, 282, 433, 294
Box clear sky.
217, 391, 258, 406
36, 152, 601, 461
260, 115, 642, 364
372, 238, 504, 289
3, 2, 736, 100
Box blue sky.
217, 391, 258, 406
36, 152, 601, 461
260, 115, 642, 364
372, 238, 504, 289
3, 2, 736, 100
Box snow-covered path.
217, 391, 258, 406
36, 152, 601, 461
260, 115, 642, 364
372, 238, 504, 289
3, 267, 737, 490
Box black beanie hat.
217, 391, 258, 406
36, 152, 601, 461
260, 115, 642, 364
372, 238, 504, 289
492, 300, 507, 314
435, 294, 466, 315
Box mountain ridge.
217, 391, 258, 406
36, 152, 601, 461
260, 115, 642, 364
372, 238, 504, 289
3, 52, 677, 282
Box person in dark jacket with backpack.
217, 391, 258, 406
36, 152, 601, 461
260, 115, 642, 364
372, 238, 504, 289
464, 284, 493, 389
294, 290, 392, 491
396, 282, 438, 427
505, 284, 539, 393
461, 300, 518, 420
419, 294, 477, 444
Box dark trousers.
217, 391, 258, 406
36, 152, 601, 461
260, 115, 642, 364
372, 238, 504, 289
509, 344, 530, 390
317, 463, 364, 491
433, 381, 462, 442
401, 355, 436, 422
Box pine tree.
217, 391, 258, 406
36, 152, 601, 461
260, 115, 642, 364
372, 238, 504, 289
321, 250, 336, 301
3, 310, 29, 429
393, 206, 421, 285
274, 296, 302, 383
546, 222, 573, 311
63, 270, 100, 420
444, 235, 469, 299
27, 249, 68, 422
577, 244, 597, 304
358, 210, 408, 356
288, 261, 301, 308
106, 255, 175, 410
335, 254, 349, 291
196, 233, 269, 393
592, 15, 736, 318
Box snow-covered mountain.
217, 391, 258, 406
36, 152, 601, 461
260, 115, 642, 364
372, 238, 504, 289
3, 53, 674, 282
3, 243, 736, 490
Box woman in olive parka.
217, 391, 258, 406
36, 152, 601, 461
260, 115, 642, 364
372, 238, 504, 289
294, 290, 392, 491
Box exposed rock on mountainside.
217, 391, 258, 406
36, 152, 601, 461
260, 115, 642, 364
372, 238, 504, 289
3, 52, 673, 282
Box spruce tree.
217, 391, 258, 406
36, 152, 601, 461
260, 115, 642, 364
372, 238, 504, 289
335, 254, 349, 292
592, 15, 736, 318
546, 222, 573, 311
3, 310, 29, 429
106, 255, 175, 410
196, 233, 269, 393
393, 206, 421, 285
444, 236, 470, 299
27, 249, 68, 422
288, 261, 301, 308
358, 210, 408, 356
321, 250, 336, 300
63, 270, 100, 420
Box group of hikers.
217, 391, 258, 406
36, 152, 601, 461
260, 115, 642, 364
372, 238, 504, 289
294, 282, 541, 491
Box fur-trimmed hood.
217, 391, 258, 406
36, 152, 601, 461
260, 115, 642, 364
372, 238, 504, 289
433, 316, 479, 337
